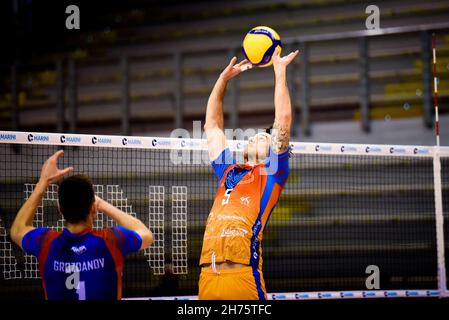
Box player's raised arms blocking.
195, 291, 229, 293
270, 47, 298, 154
204, 57, 252, 161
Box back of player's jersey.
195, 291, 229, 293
22, 226, 142, 300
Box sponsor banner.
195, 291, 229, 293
0, 131, 445, 156
123, 289, 440, 300
91, 136, 113, 145
340, 145, 359, 153
27, 133, 50, 143
173, 138, 204, 150
314, 144, 332, 152
60, 135, 82, 144
364, 145, 383, 154
290, 142, 307, 152
121, 137, 143, 146
287, 142, 438, 157
413, 147, 431, 155
151, 138, 172, 148
0, 133, 17, 141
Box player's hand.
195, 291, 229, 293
95, 196, 102, 212
38, 150, 74, 187
272, 47, 299, 72
95, 196, 106, 212
220, 57, 253, 81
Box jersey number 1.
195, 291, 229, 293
66, 271, 86, 300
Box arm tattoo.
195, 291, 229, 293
271, 120, 290, 153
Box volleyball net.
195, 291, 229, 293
0, 130, 448, 300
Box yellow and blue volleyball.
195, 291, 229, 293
242, 26, 282, 67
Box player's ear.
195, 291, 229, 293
90, 200, 97, 217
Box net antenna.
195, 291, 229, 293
431, 32, 449, 297
432, 32, 440, 146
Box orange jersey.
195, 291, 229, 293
200, 147, 289, 269
199, 266, 267, 300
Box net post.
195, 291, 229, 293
433, 147, 449, 297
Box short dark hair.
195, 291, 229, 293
58, 174, 95, 224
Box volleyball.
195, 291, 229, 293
242, 26, 282, 67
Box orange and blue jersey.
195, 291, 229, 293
199, 146, 289, 299
22, 226, 141, 300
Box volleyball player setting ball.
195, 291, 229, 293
199, 26, 299, 300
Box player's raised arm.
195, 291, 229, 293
204, 57, 252, 160
270, 47, 299, 153
95, 196, 154, 250
10, 150, 73, 248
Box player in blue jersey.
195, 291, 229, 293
10, 150, 154, 300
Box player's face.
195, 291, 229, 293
246, 133, 271, 163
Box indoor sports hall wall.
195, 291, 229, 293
2, 0, 448, 144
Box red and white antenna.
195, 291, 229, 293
432, 33, 440, 146
431, 32, 449, 297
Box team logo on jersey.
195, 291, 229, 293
217, 215, 246, 223
71, 245, 87, 255
221, 228, 248, 238
240, 196, 251, 206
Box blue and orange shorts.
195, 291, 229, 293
198, 266, 267, 300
